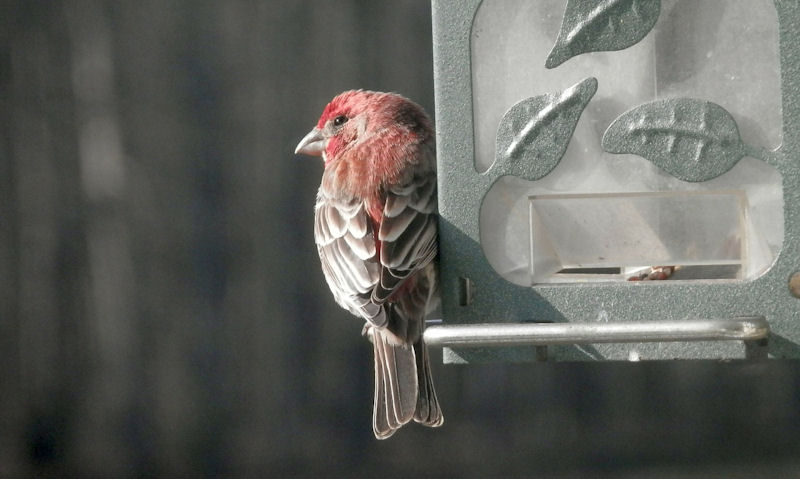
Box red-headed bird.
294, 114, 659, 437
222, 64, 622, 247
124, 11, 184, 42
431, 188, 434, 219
295, 90, 443, 438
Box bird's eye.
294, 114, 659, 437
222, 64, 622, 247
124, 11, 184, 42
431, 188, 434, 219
333, 115, 348, 127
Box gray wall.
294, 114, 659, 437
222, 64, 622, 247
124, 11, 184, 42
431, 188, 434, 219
2, 1, 800, 477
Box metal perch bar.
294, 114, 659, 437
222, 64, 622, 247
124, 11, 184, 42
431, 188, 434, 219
423, 316, 769, 348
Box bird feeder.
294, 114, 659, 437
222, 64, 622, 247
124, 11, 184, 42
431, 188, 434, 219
427, 0, 800, 363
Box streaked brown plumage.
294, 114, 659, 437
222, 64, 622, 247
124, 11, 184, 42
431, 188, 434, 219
296, 90, 443, 438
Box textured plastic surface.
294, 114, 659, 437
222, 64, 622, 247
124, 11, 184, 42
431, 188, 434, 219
545, 0, 662, 69
431, 0, 800, 362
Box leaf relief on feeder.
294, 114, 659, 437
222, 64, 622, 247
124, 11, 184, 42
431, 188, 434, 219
601, 98, 747, 182
490, 77, 598, 182
546, 0, 661, 69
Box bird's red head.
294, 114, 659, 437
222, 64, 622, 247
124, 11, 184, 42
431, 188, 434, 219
314, 90, 368, 130
297, 91, 432, 160
296, 90, 434, 197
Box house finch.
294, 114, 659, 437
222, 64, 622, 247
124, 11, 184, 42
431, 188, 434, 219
295, 90, 443, 438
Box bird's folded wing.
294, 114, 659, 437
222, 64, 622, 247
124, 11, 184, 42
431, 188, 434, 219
372, 172, 437, 305
315, 194, 384, 325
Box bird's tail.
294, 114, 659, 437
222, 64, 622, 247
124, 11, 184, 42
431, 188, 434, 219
371, 327, 416, 439
412, 334, 443, 428
368, 324, 443, 439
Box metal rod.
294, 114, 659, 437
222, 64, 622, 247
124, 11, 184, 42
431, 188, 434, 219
423, 316, 769, 348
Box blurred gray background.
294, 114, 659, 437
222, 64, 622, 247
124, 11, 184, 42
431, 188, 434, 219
2, 1, 800, 477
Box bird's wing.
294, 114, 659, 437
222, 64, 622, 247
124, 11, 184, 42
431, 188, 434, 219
371, 170, 438, 306
314, 193, 385, 325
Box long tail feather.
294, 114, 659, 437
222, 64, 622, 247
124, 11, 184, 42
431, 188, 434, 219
372, 333, 392, 438
413, 335, 443, 427
372, 329, 417, 439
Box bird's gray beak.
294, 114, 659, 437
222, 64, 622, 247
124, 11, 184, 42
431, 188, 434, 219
295, 127, 325, 156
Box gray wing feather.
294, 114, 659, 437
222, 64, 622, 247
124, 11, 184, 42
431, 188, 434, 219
379, 207, 418, 243
315, 194, 384, 324
371, 172, 438, 305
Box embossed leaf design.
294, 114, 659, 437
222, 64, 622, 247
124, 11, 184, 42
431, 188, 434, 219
492, 77, 597, 181
546, 0, 661, 69
601, 98, 746, 182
